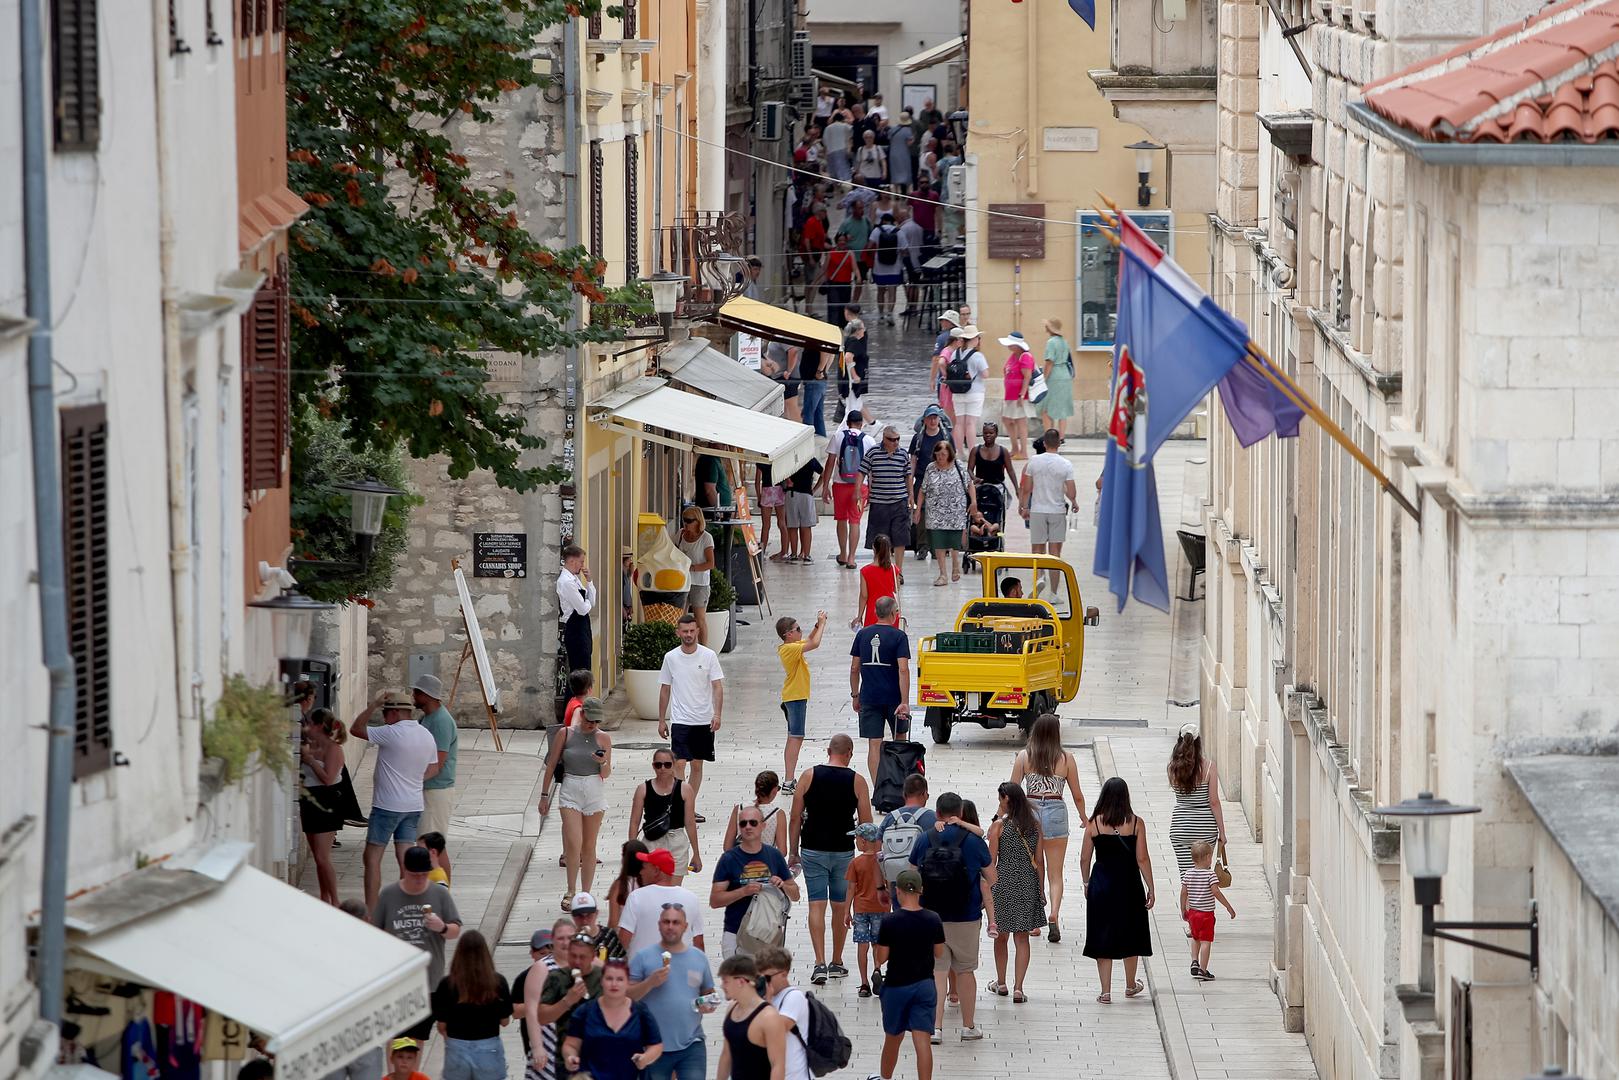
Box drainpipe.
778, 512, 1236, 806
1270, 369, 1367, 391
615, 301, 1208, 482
561, 13, 583, 602
20, 0, 80, 1028
1024, 0, 1038, 198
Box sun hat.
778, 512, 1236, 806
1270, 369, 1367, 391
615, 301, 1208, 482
939, 309, 960, 325
998, 331, 1029, 349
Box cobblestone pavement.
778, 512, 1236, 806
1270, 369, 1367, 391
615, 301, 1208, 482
304, 317, 1316, 1079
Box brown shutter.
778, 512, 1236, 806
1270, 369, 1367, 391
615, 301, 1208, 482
51, 0, 101, 151
61, 404, 112, 779
271, 0, 283, 33
588, 11, 602, 38
625, 136, 639, 280
254, 0, 267, 35
590, 140, 604, 262
241, 262, 288, 490
238, 0, 251, 37
622, 0, 636, 37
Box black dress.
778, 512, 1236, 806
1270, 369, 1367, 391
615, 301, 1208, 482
1082, 825, 1153, 959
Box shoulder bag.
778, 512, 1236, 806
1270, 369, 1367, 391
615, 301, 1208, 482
1215, 841, 1233, 888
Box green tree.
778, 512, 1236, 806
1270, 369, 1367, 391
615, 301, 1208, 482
286, 0, 645, 492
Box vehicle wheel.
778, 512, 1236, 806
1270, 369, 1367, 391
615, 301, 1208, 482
927, 707, 953, 745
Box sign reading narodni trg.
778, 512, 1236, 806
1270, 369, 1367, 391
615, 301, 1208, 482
986, 203, 1046, 260
473, 532, 528, 577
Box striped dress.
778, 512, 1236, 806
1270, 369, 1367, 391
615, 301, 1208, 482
1169, 778, 1218, 876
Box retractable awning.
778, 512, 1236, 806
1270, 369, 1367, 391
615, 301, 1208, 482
714, 297, 842, 352
591, 382, 815, 477
67, 855, 430, 1080
660, 337, 784, 415
898, 36, 965, 74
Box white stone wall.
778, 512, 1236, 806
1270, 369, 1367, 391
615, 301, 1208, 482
1527, 818, 1619, 1076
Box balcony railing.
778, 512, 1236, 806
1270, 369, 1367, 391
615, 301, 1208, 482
654, 212, 749, 320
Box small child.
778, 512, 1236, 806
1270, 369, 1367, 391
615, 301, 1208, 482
1180, 839, 1236, 980
417, 831, 452, 888
386, 1038, 430, 1080
969, 508, 1000, 539
774, 611, 828, 794
844, 822, 890, 997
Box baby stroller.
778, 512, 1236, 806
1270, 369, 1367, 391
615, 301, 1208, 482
962, 482, 1007, 571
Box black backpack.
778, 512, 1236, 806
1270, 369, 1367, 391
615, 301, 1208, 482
789, 989, 853, 1075
944, 349, 976, 394
876, 225, 899, 257
918, 828, 970, 916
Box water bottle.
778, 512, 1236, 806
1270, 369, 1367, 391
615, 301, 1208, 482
693, 991, 724, 1012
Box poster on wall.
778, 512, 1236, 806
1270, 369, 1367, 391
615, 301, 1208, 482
902, 84, 936, 117
734, 332, 764, 370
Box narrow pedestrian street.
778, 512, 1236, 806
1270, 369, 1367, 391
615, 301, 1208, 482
302, 318, 1315, 1080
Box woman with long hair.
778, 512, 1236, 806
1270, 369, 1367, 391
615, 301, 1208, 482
433, 930, 513, 1080
298, 708, 347, 905
913, 440, 974, 586
1010, 713, 1088, 942
1167, 724, 1226, 968
987, 783, 1046, 1002
561, 959, 663, 1080
606, 838, 649, 949
854, 534, 899, 628
722, 770, 787, 852
539, 697, 613, 910
1081, 778, 1155, 1003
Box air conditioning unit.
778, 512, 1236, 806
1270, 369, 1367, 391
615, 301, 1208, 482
791, 30, 811, 79
760, 101, 785, 141
947, 164, 967, 206
789, 77, 817, 113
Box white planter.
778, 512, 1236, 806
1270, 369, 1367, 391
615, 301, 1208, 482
623, 668, 663, 720
708, 607, 733, 653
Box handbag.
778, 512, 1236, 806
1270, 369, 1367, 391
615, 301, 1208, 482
1027, 365, 1049, 405
736, 883, 791, 954
1214, 841, 1232, 888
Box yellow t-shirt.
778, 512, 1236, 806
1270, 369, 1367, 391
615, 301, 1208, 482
778, 641, 809, 702
428, 867, 449, 887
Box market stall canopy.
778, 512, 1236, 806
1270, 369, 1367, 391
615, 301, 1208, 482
592, 380, 815, 477
898, 36, 965, 74
812, 68, 859, 93
714, 297, 842, 352
66, 850, 429, 1080
660, 337, 784, 415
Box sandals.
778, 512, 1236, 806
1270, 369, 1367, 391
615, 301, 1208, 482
933, 576, 948, 587
1013, 989, 1027, 1004
1125, 980, 1147, 998
986, 982, 1009, 997
1096, 993, 1111, 1004
560, 892, 573, 911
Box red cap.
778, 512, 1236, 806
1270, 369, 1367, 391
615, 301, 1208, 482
636, 848, 677, 875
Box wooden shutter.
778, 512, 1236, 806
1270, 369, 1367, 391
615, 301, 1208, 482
590, 140, 604, 262
61, 405, 112, 779
254, 0, 267, 35
238, 0, 251, 37
624, 136, 639, 280
51, 0, 101, 151
241, 259, 289, 490
271, 0, 283, 33
622, 0, 636, 37
588, 11, 602, 38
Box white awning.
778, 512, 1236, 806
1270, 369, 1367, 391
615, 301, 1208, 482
591, 384, 815, 477
68, 861, 430, 1080
898, 36, 965, 73
659, 337, 785, 415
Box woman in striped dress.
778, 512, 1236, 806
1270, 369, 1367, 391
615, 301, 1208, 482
1167, 726, 1227, 964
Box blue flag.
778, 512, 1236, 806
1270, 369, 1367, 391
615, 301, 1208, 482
1094, 247, 1251, 611
1068, 0, 1097, 29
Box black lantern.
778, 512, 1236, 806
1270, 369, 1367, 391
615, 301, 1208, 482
1126, 139, 1165, 208
291, 475, 403, 574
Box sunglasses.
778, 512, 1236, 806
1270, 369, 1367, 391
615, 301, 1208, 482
653, 760, 674, 769
738, 818, 762, 827
661, 902, 685, 912
682, 517, 701, 525
759, 970, 782, 980
882, 435, 899, 443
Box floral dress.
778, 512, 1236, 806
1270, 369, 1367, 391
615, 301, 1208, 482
920, 462, 970, 531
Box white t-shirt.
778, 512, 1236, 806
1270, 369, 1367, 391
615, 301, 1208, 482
619, 882, 706, 945
678, 530, 714, 586
365, 719, 440, 813
772, 986, 813, 1080
1024, 451, 1075, 514
952, 349, 990, 398
659, 645, 724, 725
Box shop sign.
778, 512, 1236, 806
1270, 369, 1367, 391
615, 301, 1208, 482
274, 978, 431, 1080
473, 532, 528, 577
734, 332, 764, 370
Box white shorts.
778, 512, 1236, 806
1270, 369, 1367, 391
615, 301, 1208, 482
658, 827, 693, 873
559, 774, 607, 814
421, 786, 454, 837
1029, 511, 1067, 545
957, 392, 985, 418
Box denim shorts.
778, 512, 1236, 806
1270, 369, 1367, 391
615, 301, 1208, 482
1032, 797, 1070, 840
367, 807, 421, 846
442, 1036, 506, 1080
852, 911, 884, 944
781, 699, 807, 738
799, 848, 854, 902
642, 1038, 707, 1080
879, 978, 938, 1036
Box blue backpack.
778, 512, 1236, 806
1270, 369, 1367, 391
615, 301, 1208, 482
836, 431, 865, 481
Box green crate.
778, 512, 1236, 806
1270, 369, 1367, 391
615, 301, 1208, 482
936, 631, 996, 653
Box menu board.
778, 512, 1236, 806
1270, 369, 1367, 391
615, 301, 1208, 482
473, 532, 528, 577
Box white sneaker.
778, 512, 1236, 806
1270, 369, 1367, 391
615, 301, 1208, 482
929, 1029, 943, 1045
960, 1026, 985, 1041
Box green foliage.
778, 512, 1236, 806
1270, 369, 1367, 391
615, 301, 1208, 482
285, 0, 649, 492
622, 621, 680, 670
291, 408, 421, 604
707, 567, 736, 612
203, 676, 295, 784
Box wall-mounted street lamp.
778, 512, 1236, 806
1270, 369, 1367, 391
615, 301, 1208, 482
1375, 791, 1540, 975
947, 109, 969, 148
248, 588, 335, 680
1127, 139, 1165, 208
615, 270, 688, 358
289, 476, 405, 575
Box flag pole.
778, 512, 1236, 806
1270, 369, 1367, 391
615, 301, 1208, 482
1090, 206, 1421, 525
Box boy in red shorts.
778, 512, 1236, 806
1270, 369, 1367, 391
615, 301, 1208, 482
1179, 839, 1237, 980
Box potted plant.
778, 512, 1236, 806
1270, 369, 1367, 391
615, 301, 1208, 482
707, 567, 738, 653
621, 620, 679, 720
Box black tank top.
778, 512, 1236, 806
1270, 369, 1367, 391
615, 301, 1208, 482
973, 446, 1007, 485
722, 1002, 774, 1080
801, 765, 857, 852
642, 779, 686, 841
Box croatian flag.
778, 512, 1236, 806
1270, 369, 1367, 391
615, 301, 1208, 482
1115, 215, 1304, 446
1094, 246, 1252, 611
1068, 0, 1097, 29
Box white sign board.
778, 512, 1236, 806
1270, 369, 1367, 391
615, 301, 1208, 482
454, 566, 501, 712
1043, 127, 1099, 152
734, 332, 764, 370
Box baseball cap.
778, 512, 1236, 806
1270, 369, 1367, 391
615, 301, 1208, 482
895, 868, 924, 893
389, 1039, 420, 1053
637, 848, 678, 876
570, 891, 599, 913
403, 846, 434, 874
412, 673, 445, 699
848, 822, 882, 842
530, 929, 554, 950
579, 697, 604, 725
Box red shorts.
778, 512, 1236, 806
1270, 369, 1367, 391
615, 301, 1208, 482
1186, 909, 1215, 942
832, 483, 863, 522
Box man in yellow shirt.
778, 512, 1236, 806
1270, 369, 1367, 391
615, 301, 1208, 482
775, 610, 828, 794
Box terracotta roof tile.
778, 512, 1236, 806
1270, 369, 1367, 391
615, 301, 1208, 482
1362, 0, 1619, 143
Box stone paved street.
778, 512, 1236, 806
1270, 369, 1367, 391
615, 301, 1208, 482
302, 320, 1315, 1079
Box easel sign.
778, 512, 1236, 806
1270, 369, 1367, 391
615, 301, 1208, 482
449, 559, 504, 751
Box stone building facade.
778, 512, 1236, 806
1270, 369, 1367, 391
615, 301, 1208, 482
1201, 0, 1619, 1076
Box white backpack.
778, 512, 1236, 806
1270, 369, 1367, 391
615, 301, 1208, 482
880, 808, 926, 884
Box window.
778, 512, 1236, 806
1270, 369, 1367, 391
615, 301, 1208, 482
589, 140, 604, 262
625, 136, 639, 280
1073, 210, 1171, 349
242, 257, 289, 490
51, 0, 101, 151
61, 404, 112, 779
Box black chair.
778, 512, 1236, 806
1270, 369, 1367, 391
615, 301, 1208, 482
1176, 529, 1207, 601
